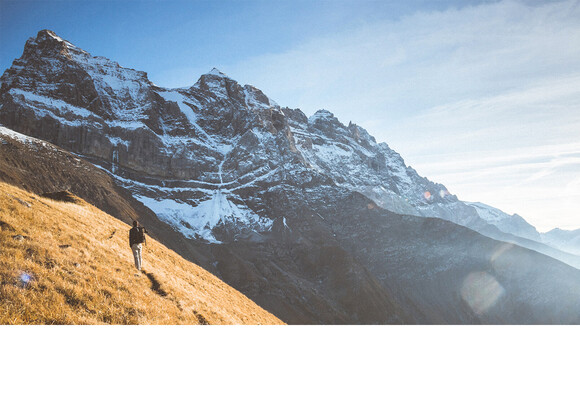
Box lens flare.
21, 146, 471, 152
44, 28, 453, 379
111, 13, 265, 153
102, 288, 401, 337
460, 271, 505, 316
491, 243, 514, 264
18, 271, 34, 287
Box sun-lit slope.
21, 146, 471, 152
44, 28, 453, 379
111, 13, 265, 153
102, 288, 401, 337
0, 182, 284, 324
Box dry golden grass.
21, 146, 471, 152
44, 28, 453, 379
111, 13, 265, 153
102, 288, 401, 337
0, 182, 284, 325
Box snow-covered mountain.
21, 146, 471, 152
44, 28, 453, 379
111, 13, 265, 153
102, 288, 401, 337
2, 30, 580, 323
465, 202, 580, 264
542, 228, 580, 256
466, 202, 541, 242
0, 31, 504, 239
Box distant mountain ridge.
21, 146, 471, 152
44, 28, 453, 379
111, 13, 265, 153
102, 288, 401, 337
2, 30, 580, 324
466, 202, 541, 242
542, 228, 580, 256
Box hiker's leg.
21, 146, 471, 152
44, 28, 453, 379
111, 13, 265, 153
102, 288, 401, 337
132, 244, 141, 270
131, 245, 138, 269
137, 244, 143, 270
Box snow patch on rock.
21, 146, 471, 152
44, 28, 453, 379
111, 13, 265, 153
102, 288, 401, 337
0, 124, 61, 152
135, 190, 273, 243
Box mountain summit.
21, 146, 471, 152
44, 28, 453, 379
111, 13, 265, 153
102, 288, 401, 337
2, 30, 580, 324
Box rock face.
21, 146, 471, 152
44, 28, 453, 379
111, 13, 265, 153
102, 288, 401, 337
2, 30, 580, 324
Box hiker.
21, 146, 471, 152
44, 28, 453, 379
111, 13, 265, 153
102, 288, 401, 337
129, 220, 147, 271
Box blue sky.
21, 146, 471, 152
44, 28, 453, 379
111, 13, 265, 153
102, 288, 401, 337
0, 0, 486, 78
1, 0, 579, 231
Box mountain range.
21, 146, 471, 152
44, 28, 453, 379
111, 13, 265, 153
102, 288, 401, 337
2, 29, 580, 324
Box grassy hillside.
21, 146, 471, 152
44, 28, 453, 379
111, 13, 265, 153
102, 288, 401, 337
0, 125, 217, 270
0, 182, 284, 325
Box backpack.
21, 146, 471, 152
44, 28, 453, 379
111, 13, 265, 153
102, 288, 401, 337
136, 227, 146, 244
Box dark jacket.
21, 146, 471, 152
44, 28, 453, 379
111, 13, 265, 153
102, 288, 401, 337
129, 226, 146, 247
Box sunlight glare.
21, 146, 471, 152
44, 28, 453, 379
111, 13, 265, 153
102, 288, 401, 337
491, 243, 514, 264
460, 271, 505, 316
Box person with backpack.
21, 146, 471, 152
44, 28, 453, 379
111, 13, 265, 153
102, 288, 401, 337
129, 220, 147, 271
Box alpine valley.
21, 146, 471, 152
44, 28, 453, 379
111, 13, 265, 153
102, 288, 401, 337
2, 30, 580, 324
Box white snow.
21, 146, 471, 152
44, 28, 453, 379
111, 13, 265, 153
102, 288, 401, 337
9, 89, 96, 119
135, 190, 272, 243
45, 31, 64, 41
158, 90, 199, 125
157, 90, 242, 157
243, 87, 279, 110
244, 88, 268, 109
282, 217, 293, 231
209, 68, 227, 77
108, 136, 130, 148
191, 69, 232, 99
0, 125, 59, 152
92, 156, 279, 196
42, 30, 73, 47
106, 119, 144, 131
229, 167, 279, 192
308, 109, 335, 124
111, 148, 119, 174
467, 202, 511, 224
67, 51, 151, 121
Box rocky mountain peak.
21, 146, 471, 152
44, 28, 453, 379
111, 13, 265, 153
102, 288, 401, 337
309, 109, 337, 123
31, 29, 70, 46
308, 109, 348, 136
192, 67, 244, 100
282, 107, 308, 125
34, 29, 66, 43
208, 67, 228, 77
21, 29, 80, 60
